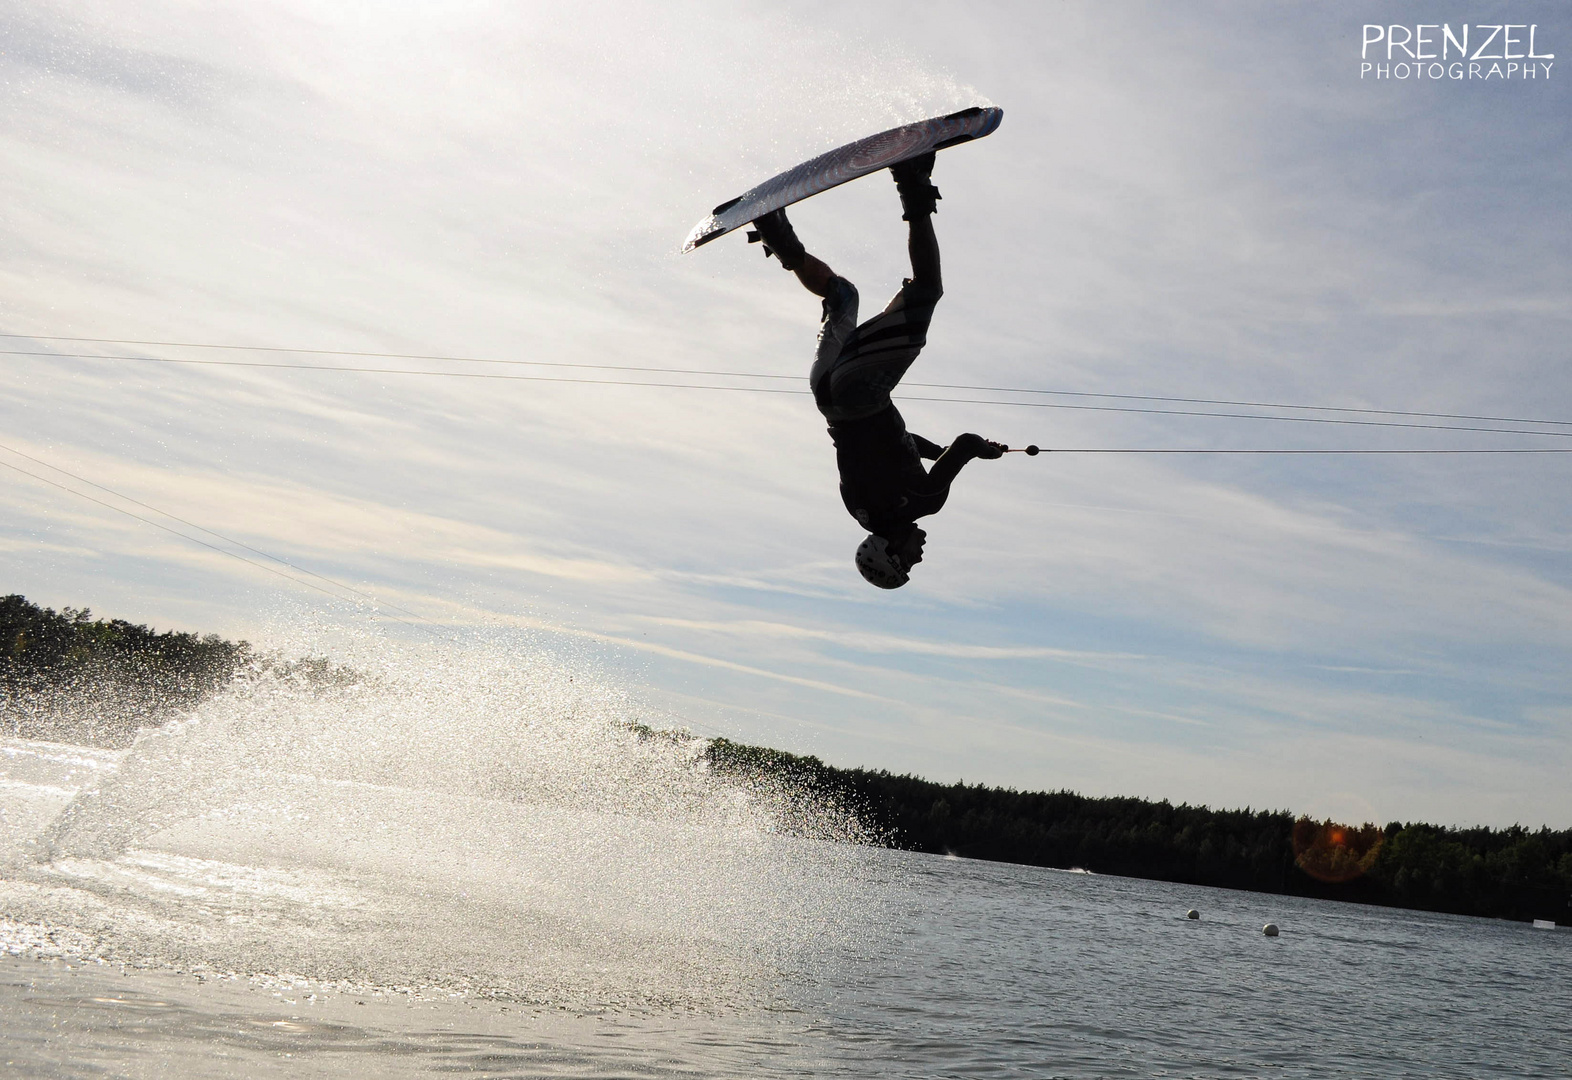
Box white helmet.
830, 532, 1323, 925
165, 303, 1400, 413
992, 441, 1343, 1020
855, 534, 909, 589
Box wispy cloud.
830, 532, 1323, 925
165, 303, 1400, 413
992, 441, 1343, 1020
2, 1, 1569, 826
635, 616, 1146, 662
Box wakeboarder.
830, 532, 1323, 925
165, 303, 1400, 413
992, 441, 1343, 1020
748, 152, 1005, 589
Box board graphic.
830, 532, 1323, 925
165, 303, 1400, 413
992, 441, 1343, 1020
682, 106, 1003, 253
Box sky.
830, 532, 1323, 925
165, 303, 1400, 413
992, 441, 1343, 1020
2, 0, 1569, 829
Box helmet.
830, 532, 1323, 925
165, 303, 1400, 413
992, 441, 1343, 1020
855, 534, 909, 589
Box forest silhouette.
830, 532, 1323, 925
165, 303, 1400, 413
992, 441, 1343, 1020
6, 593, 1569, 924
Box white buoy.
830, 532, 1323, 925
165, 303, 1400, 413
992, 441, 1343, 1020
1533, 919, 1556, 930
1186, 909, 1200, 920
1263, 923, 1280, 937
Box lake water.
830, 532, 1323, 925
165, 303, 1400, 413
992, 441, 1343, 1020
2, 652, 1568, 1078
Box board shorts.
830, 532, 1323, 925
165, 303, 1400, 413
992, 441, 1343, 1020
809, 275, 941, 422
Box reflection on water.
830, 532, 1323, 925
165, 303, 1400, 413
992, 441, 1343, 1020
1, 638, 1569, 1077
1, 957, 807, 1078
5, 852, 1569, 1078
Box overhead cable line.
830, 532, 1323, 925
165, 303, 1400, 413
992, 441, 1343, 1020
0, 442, 447, 639
5, 332, 1570, 429
12, 348, 1572, 440
895, 394, 1572, 438
914, 382, 1572, 428
1010, 448, 1572, 454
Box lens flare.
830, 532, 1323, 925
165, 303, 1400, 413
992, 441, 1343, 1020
1292, 817, 1384, 884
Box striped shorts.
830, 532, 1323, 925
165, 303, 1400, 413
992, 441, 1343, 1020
809, 275, 942, 422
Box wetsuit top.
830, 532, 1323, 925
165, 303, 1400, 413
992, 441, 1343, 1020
827, 403, 949, 538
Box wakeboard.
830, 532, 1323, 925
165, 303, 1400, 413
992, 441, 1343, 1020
682, 105, 1003, 254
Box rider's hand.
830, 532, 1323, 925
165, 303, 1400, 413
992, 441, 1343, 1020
953, 433, 1004, 460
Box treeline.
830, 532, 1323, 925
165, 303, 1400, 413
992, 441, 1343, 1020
705, 738, 1572, 924
1, 595, 360, 747
6, 594, 1569, 923
1, 594, 251, 745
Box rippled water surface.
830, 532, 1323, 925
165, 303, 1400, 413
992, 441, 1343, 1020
816, 855, 1571, 1078
2, 648, 1568, 1077
5, 850, 1568, 1078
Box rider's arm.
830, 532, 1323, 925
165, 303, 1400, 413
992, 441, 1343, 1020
911, 433, 946, 460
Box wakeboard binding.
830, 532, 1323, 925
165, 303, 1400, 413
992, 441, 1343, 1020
890, 151, 941, 221
747, 208, 807, 272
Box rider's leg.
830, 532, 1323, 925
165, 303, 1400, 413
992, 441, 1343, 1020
750, 208, 834, 296
904, 213, 941, 298
890, 151, 942, 301
793, 253, 835, 298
